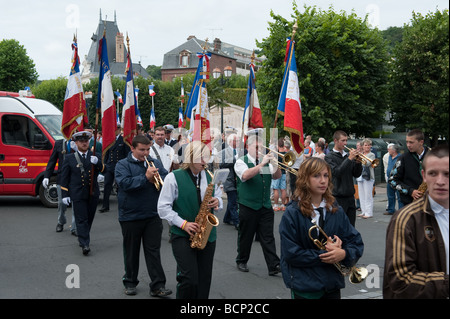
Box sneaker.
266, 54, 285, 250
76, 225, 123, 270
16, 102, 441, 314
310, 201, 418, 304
150, 287, 172, 297
124, 287, 137, 295
273, 205, 280, 211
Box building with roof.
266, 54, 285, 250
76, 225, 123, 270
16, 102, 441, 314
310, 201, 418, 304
161, 36, 264, 82
81, 10, 149, 84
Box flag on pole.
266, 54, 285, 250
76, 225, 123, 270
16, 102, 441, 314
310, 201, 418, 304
277, 36, 304, 154
150, 106, 156, 129
97, 33, 117, 159
114, 91, 123, 104
191, 80, 211, 148
61, 39, 87, 140
185, 51, 211, 126
148, 84, 156, 97
178, 106, 183, 128
242, 61, 263, 134
121, 49, 137, 147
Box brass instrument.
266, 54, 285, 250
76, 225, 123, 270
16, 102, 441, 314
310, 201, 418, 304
413, 181, 428, 201
190, 168, 229, 249
344, 146, 380, 168
145, 157, 164, 191
258, 145, 298, 175
308, 219, 368, 284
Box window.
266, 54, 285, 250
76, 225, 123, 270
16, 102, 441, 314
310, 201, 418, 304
180, 51, 190, 68
1, 115, 47, 148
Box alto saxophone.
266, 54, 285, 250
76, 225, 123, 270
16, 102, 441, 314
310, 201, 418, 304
190, 169, 220, 249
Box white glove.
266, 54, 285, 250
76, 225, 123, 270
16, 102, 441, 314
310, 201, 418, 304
62, 197, 71, 206
70, 140, 78, 152
42, 178, 49, 189
90, 156, 98, 165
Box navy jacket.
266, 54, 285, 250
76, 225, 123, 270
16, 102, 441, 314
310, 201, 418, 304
44, 139, 71, 185
60, 150, 104, 200
279, 201, 364, 293
104, 135, 130, 170
115, 153, 168, 222
325, 151, 362, 198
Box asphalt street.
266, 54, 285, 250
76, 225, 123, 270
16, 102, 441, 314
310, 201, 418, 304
0, 184, 391, 300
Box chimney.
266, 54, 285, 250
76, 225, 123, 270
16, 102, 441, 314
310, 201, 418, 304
187, 35, 196, 41
213, 38, 222, 52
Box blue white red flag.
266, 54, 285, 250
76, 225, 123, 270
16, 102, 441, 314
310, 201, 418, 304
122, 51, 137, 147
148, 85, 156, 97
180, 79, 185, 104
185, 51, 211, 124
61, 40, 88, 140
97, 33, 117, 159
242, 62, 263, 134
114, 91, 123, 104
150, 106, 156, 129
178, 106, 183, 128
277, 37, 304, 154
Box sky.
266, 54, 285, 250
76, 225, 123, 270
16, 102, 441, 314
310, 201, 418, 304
1, 0, 448, 81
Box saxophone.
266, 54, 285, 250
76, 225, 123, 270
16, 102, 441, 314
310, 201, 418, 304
190, 168, 220, 249
414, 181, 428, 201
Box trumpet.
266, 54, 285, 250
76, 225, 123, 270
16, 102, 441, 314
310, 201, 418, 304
258, 145, 298, 175
144, 157, 164, 191
344, 146, 380, 168
308, 220, 368, 284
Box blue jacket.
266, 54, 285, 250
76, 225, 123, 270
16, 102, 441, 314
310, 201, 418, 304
115, 153, 168, 222
279, 201, 364, 294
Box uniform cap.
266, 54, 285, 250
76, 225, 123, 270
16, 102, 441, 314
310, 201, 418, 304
73, 131, 92, 141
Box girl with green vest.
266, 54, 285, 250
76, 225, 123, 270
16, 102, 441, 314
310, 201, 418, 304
157, 141, 223, 299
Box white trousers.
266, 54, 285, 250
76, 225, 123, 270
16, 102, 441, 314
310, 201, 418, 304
358, 179, 374, 217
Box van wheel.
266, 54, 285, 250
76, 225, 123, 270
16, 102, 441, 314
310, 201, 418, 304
39, 177, 58, 208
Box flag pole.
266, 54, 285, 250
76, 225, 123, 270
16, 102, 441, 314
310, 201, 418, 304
91, 27, 106, 196
274, 20, 298, 129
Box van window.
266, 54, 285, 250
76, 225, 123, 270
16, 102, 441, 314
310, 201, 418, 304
35, 114, 64, 140
1, 115, 47, 148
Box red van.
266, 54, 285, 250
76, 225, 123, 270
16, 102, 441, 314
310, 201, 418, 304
0, 94, 63, 207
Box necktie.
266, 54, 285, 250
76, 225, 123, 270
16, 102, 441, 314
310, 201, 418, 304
316, 207, 324, 229
82, 153, 86, 160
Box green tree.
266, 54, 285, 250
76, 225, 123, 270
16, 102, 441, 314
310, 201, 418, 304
146, 65, 162, 80
0, 39, 38, 91
389, 9, 449, 146
32, 77, 67, 109
257, 4, 390, 141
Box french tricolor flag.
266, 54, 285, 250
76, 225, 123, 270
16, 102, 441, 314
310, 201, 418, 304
150, 106, 156, 129
277, 37, 304, 154
242, 62, 263, 134
149, 84, 156, 97
97, 34, 117, 160
122, 52, 137, 147
61, 39, 87, 140
178, 106, 183, 128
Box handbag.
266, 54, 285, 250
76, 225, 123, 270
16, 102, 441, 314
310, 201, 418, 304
361, 166, 371, 181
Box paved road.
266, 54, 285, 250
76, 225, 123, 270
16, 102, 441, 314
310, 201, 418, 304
0, 184, 391, 300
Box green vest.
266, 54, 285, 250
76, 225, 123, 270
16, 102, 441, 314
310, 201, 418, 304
236, 155, 272, 210
171, 169, 216, 242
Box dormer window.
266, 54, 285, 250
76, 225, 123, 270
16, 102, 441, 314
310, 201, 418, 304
179, 50, 190, 68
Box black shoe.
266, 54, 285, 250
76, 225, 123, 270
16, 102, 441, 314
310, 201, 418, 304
124, 287, 137, 295
150, 287, 172, 297
99, 207, 109, 213
56, 223, 63, 232
71, 230, 78, 237
268, 264, 281, 276
237, 263, 249, 272
82, 246, 90, 256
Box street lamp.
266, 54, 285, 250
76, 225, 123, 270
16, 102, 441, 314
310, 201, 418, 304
212, 68, 221, 79
224, 65, 232, 78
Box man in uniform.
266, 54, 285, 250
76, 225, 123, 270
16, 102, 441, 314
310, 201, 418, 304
99, 124, 130, 213
43, 138, 77, 235
61, 131, 105, 255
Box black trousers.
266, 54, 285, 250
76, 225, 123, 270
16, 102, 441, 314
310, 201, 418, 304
236, 204, 280, 271
335, 196, 356, 227
73, 197, 98, 247
120, 216, 166, 291
171, 234, 215, 299
102, 167, 115, 209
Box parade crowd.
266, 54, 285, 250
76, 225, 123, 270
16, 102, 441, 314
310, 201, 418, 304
43, 124, 449, 299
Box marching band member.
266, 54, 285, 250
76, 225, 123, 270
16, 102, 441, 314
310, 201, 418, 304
60, 131, 105, 255
157, 141, 223, 299
234, 131, 282, 275
115, 135, 171, 297
279, 157, 364, 299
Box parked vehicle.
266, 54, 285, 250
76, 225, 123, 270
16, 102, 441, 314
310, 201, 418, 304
0, 94, 63, 207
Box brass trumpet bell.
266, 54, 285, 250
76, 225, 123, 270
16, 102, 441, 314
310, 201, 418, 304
344, 146, 380, 168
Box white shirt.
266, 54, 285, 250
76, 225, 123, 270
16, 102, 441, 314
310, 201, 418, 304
157, 170, 223, 229
234, 153, 276, 182
428, 195, 449, 274
150, 143, 175, 172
